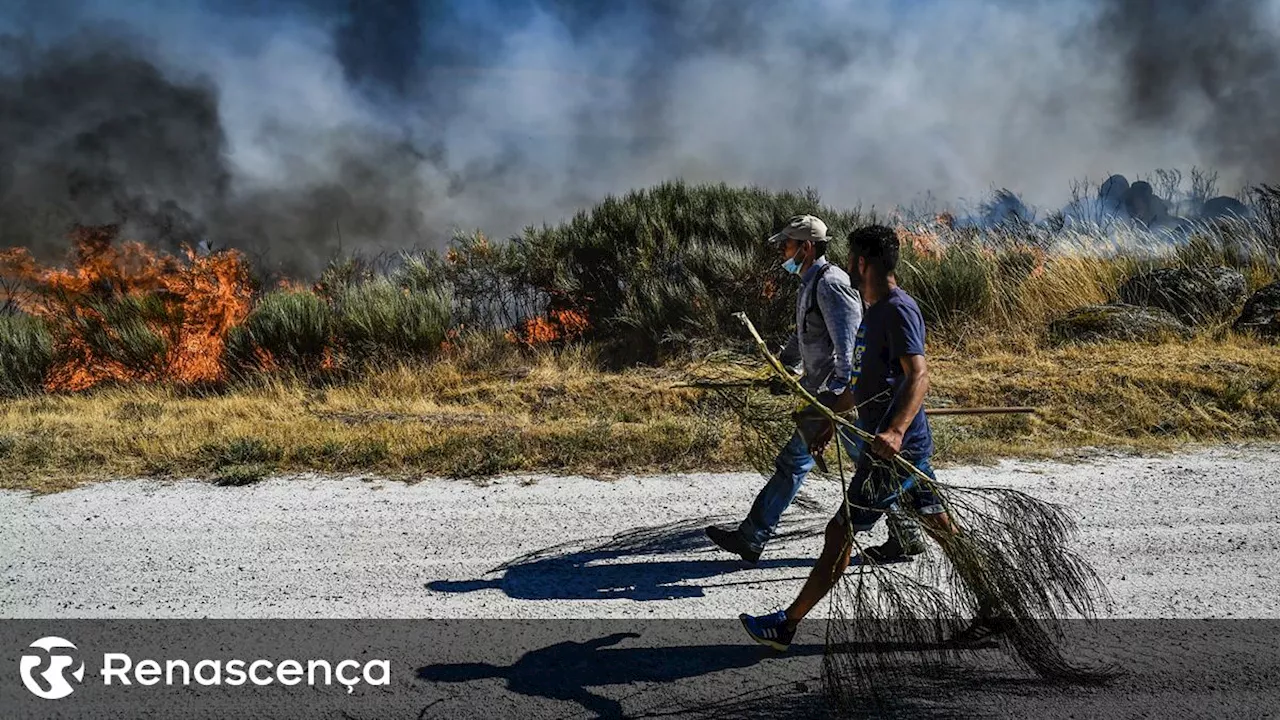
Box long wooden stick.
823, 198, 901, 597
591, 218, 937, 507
926, 406, 1036, 417
682, 379, 1036, 417
680, 376, 1029, 415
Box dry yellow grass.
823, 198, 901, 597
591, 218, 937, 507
927, 331, 1280, 461
0, 349, 730, 493
3, 334, 1279, 493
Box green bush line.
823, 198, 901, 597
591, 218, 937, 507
3, 180, 1279, 394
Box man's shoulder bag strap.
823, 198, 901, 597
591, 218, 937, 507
801, 263, 833, 334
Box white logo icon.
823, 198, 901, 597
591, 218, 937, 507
20, 636, 85, 700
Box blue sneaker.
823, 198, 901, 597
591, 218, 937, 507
739, 610, 795, 651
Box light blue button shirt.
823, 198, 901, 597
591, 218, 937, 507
776, 257, 862, 395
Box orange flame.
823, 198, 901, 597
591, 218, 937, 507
438, 327, 464, 355
762, 277, 778, 300
894, 225, 944, 260
506, 308, 590, 346
0, 225, 253, 390
253, 346, 279, 373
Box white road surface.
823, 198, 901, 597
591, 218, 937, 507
2, 445, 1278, 620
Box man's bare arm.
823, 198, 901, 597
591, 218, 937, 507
870, 354, 929, 458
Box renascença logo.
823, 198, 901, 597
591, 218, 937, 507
17, 636, 390, 698
20, 636, 85, 700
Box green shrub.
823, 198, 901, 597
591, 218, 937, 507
0, 314, 53, 395
612, 272, 717, 356
1251, 184, 1280, 254
201, 436, 283, 469
225, 290, 334, 373
314, 255, 377, 300
402, 234, 542, 331
335, 278, 452, 363
897, 244, 994, 327
395, 254, 444, 296
213, 463, 268, 487
508, 180, 868, 363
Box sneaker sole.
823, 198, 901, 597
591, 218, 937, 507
739, 615, 790, 652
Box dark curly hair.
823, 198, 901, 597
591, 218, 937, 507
847, 224, 899, 276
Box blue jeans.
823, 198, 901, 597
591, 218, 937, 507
840, 454, 944, 533
737, 425, 865, 552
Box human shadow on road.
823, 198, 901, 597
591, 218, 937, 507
416, 631, 826, 719
416, 631, 1007, 719
426, 515, 826, 602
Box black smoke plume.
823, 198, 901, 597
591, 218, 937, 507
0, 34, 227, 256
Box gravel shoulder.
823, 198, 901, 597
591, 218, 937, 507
2, 445, 1278, 620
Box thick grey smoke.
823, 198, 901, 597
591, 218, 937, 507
1097, 0, 1280, 183
0, 0, 1278, 276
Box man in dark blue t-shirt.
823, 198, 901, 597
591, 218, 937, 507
739, 224, 978, 652
851, 263, 934, 464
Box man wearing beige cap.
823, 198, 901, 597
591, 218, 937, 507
706, 214, 863, 563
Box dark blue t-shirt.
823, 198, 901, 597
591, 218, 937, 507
852, 287, 934, 460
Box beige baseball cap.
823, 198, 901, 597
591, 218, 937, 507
768, 214, 829, 247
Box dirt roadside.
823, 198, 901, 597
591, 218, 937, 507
2, 444, 1276, 620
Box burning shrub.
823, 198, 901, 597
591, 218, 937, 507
0, 314, 54, 396
58, 294, 174, 383
334, 278, 452, 362
225, 290, 334, 374
896, 225, 944, 259
0, 224, 252, 390
4, 180, 1274, 395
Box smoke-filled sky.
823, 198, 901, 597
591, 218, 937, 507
1, 0, 1278, 274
